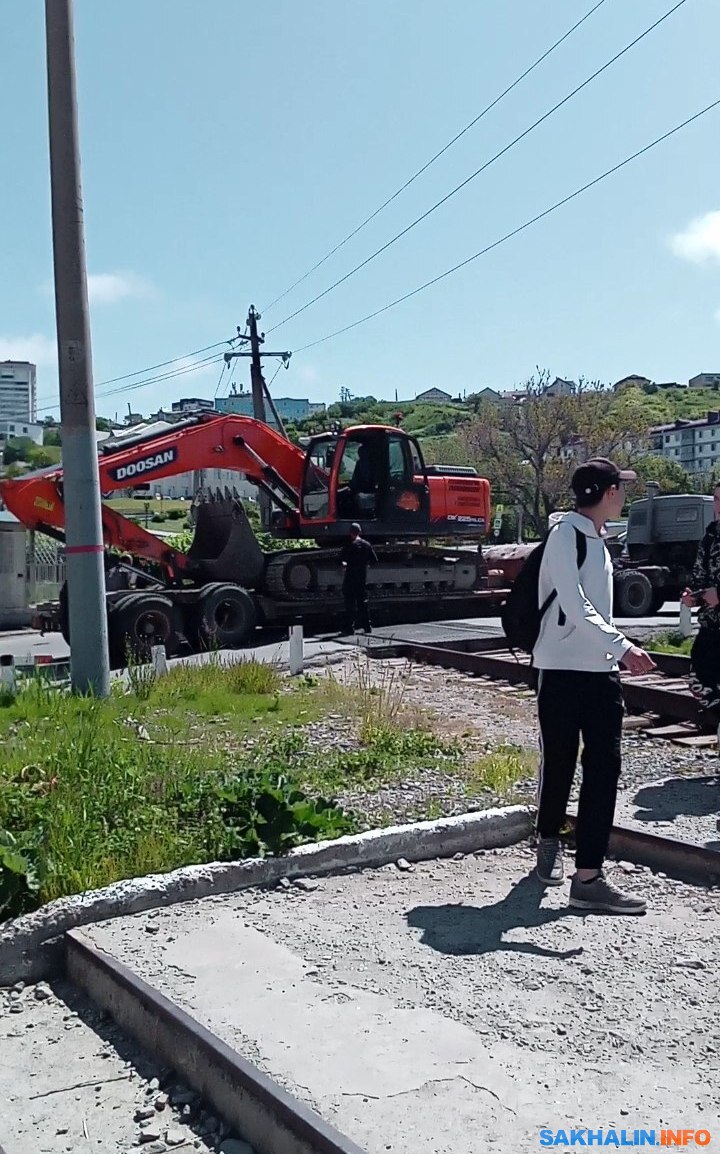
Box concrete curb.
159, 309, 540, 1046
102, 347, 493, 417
0, 805, 533, 985
67, 930, 367, 1154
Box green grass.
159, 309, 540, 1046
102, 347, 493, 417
464, 744, 535, 799
298, 723, 462, 796
0, 655, 538, 922
106, 497, 189, 515
646, 631, 693, 656
0, 665, 355, 920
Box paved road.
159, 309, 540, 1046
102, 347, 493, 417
0, 602, 690, 668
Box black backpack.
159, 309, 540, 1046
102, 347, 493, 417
500, 527, 587, 654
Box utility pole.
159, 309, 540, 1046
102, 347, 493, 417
248, 306, 267, 425
45, 0, 110, 696
223, 305, 291, 530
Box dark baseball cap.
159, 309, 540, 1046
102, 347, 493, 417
571, 457, 637, 502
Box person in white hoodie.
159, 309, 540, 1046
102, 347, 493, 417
534, 458, 655, 913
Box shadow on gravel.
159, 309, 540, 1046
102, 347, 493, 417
406, 872, 582, 960
632, 775, 720, 824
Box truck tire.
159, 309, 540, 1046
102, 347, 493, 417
193, 583, 257, 650
106, 595, 139, 669
614, 570, 654, 617
60, 584, 130, 663
111, 593, 179, 663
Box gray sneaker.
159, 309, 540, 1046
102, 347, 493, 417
569, 873, 646, 915
536, 837, 564, 885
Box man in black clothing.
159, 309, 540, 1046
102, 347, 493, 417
340, 522, 377, 634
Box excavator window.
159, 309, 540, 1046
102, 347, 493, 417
388, 435, 410, 484
407, 438, 424, 477
301, 436, 334, 520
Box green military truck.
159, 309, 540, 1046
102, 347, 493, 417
612, 485, 713, 616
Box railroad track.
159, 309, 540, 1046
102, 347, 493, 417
380, 637, 719, 747
369, 634, 720, 880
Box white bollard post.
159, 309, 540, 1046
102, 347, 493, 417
151, 645, 168, 676
288, 624, 304, 676
0, 654, 16, 695
678, 602, 693, 639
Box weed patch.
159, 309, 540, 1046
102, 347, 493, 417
466, 744, 534, 798
646, 631, 693, 656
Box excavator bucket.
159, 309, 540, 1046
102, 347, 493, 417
185, 492, 265, 587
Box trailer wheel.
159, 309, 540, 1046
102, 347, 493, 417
193, 583, 257, 650
111, 593, 179, 663
614, 570, 654, 617
106, 595, 138, 669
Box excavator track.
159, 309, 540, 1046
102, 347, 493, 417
263, 545, 480, 604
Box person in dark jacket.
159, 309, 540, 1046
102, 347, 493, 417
340, 522, 377, 634
682, 483, 720, 711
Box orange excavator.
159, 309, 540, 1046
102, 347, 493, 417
0, 412, 496, 664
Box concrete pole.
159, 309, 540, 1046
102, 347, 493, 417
248, 305, 271, 530
45, 0, 110, 696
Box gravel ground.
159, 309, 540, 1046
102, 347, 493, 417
324, 655, 720, 844
83, 847, 720, 1154
0, 981, 251, 1154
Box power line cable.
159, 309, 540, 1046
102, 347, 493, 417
267, 0, 689, 335
97, 354, 226, 400
36, 352, 227, 415
214, 361, 227, 399
293, 95, 720, 353
35, 334, 243, 410
262, 0, 609, 313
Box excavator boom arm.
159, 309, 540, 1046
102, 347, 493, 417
0, 414, 307, 572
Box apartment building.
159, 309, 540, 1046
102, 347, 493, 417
215, 393, 325, 423
0, 361, 37, 422
651, 411, 720, 475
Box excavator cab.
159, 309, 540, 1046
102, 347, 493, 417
299, 426, 430, 540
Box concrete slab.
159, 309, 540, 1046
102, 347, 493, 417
83, 847, 720, 1153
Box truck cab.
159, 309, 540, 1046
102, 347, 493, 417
614, 491, 713, 616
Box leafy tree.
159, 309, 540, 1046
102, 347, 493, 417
28, 445, 61, 469
634, 455, 692, 494
457, 374, 649, 535
2, 437, 36, 466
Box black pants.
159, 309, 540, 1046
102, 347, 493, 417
343, 580, 370, 632
690, 628, 720, 700
536, 669, 624, 870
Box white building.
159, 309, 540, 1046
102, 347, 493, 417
149, 469, 255, 501
0, 361, 37, 422
0, 420, 44, 447
651, 411, 720, 475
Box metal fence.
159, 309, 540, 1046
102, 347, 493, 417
27, 533, 65, 603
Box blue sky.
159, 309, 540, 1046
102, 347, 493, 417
2, 0, 719, 419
